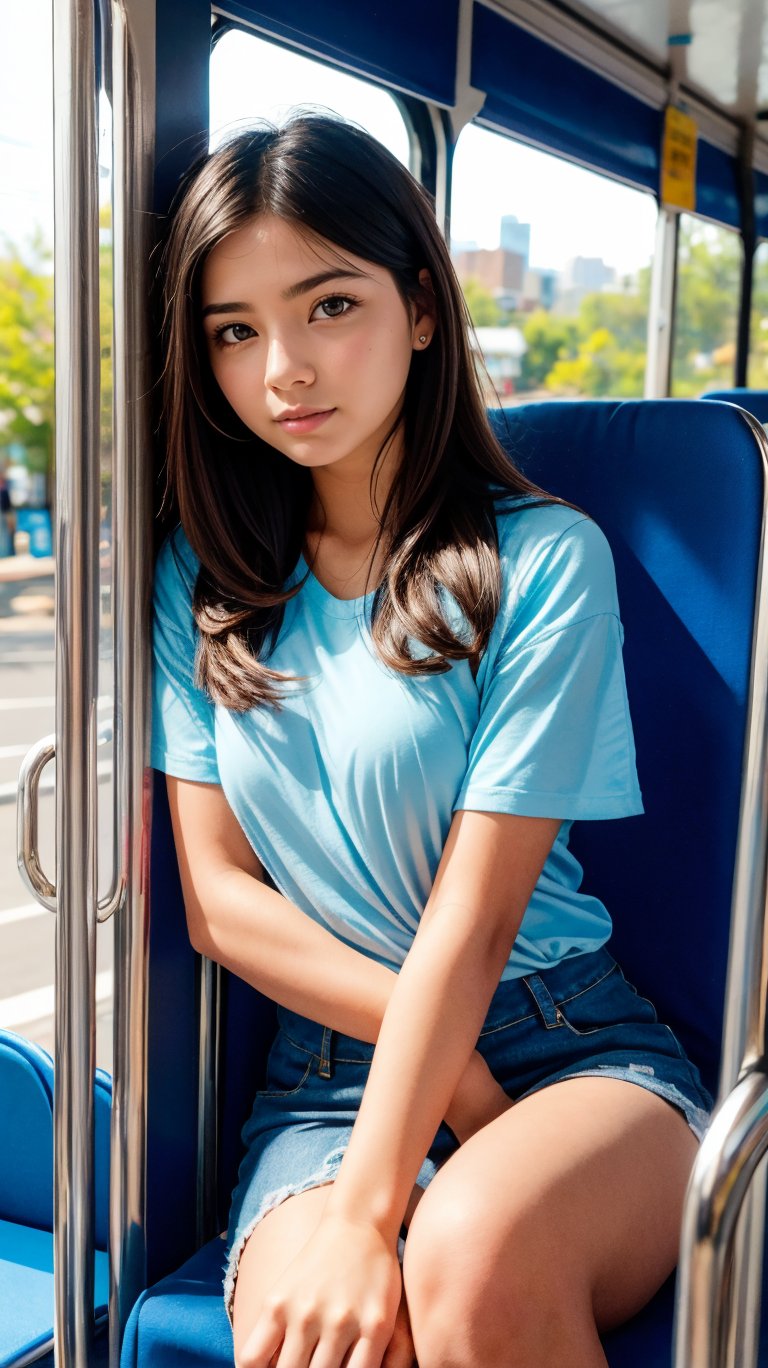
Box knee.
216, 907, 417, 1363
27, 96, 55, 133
402, 1188, 593, 1368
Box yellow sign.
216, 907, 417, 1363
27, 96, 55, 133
661, 105, 697, 212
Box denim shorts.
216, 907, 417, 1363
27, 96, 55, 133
221, 945, 713, 1325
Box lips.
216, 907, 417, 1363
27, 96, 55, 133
275, 407, 333, 422
275, 408, 336, 434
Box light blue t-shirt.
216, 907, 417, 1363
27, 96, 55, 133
150, 502, 643, 980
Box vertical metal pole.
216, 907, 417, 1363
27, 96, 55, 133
645, 206, 678, 397
107, 1, 156, 1361
52, 0, 100, 1361
197, 957, 222, 1246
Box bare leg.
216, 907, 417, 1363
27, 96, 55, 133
402, 1077, 698, 1368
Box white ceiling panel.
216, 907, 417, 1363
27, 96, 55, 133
568, 0, 768, 118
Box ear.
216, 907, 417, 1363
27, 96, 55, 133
411, 267, 437, 351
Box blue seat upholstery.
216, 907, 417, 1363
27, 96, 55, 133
0, 1031, 111, 1367
701, 387, 768, 424
126, 399, 766, 1367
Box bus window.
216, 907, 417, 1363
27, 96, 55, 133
671, 216, 741, 396
450, 124, 657, 405
0, 0, 58, 1061
748, 240, 768, 388
210, 28, 410, 166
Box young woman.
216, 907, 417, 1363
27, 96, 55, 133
150, 113, 712, 1368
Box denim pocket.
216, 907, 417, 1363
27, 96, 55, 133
253, 1030, 315, 1100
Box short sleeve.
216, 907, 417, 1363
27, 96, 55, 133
149, 526, 221, 783
453, 510, 643, 820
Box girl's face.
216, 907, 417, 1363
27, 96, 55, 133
200, 214, 432, 476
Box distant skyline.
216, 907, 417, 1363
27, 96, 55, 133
2, 10, 659, 281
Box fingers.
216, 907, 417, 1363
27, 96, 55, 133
381, 1288, 416, 1368
340, 1333, 393, 1368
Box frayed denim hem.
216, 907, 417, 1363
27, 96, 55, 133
222, 1146, 347, 1329
522, 1064, 712, 1143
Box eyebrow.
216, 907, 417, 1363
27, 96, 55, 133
201, 269, 369, 318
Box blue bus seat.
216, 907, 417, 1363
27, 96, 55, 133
126, 399, 767, 1367
0, 1030, 112, 1367
701, 388, 768, 424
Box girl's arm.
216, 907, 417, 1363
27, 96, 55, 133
240, 808, 559, 1368
167, 774, 510, 1143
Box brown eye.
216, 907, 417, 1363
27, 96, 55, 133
310, 295, 358, 321
211, 322, 257, 347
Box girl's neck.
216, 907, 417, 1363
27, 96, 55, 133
305, 428, 402, 551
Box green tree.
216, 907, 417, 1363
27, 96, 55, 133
461, 276, 503, 327
546, 326, 645, 398
520, 310, 577, 390
0, 233, 54, 481
671, 219, 741, 394
577, 269, 650, 350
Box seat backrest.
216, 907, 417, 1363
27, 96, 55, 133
144, 397, 764, 1278
701, 388, 768, 424
0, 1029, 112, 1246
490, 399, 763, 1094
0, 1032, 54, 1230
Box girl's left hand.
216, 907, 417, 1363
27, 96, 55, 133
238, 1214, 403, 1368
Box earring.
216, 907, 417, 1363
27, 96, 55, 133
419, 335, 427, 344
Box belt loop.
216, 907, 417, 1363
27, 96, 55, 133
318, 1025, 334, 1079
522, 973, 561, 1029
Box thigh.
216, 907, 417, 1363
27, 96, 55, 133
404, 1075, 699, 1333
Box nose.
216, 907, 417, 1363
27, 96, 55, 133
264, 333, 315, 390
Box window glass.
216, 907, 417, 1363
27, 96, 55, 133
748, 240, 768, 388
671, 216, 741, 396
450, 124, 657, 405
210, 28, 410, 165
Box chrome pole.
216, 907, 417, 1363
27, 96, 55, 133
675, 1071, 768, 1365
52, 0, 101, 1360
106, 1, 155, 1362
197, 957, 222, 1246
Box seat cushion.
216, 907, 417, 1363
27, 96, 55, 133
119, 1233, 679, 1368
0, 1220, 108, 1368
121, 1237, 233, 1366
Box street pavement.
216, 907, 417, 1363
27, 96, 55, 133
0, 555, 114, 1075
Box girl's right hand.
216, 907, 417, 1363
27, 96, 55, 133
443, 1049, 513, 1144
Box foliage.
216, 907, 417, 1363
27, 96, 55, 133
546, 326, 646, 398
519, 310, 576, 389
461, 276, 504, 327
671, 219, 741, 395
0, 206, 114, 503
0, 232, 54, 471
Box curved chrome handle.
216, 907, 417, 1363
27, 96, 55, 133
674, 1069, 768, 1366
16, 733, 57, 911
96, 714, 124, 922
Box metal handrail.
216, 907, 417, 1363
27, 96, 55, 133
674, 406, 768, 1367
675, 1071, 768, 1365
52, 0, 101, 1361
107, 0, 155, 1361
16, 723, 113, 916
16, 734, 57, 910
51, 3, 155, 1363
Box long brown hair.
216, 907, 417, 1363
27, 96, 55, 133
159, 112, 552, 709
